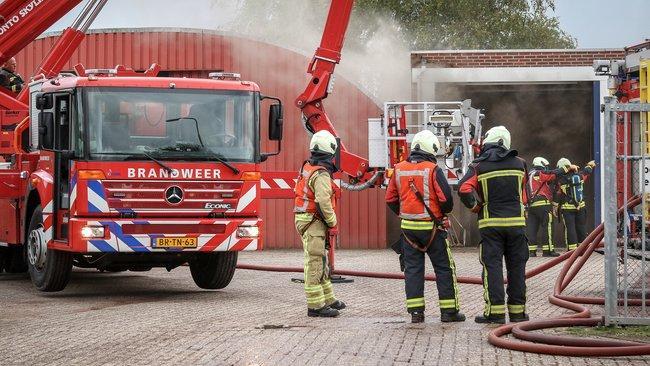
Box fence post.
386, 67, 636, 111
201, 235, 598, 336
603, 96, 618, 325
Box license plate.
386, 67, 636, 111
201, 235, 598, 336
154, 237, 197, 248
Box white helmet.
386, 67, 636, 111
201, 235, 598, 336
557, 157, 571, 169
532, 157, 549, 168
483, 126, 511, 150
410, 130, 441, 155
309, 130, 337, 154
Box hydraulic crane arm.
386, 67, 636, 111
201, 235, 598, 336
0, 0, 108, 108
295, 0, 376, 182
0, 0, 83, 65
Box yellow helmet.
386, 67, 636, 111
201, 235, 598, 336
309, 130, 337, 154
557, 157, 571, 169
483, 126, 511, 150
410, 130, 441, 155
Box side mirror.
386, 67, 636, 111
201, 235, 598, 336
269, 104, 283, 141
35, 93, 53, 110
38, 112, 54, 150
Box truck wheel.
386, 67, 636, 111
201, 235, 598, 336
0, 247, 5, 273
189, 252, 238, 290
26, 206, 73, 292
3, 245, 28, 273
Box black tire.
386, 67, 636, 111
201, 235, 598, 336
0, 246, 5, 273
189, 252, 238, 289
3, 245, 28, 273
26, 206, 73, 292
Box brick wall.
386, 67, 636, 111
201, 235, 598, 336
412, 49, 625, 68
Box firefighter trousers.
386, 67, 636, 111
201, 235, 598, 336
526, 204, 554, 252
295, 219, 336, 310
479, 226, 528, 317
562, 209, 587, 251
402, 229, 460, 314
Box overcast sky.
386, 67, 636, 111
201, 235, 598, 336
554, 0, 647, 48
47, 0, 648, 49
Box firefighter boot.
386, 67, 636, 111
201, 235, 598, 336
542, 250, 560, 257
329, 300, 346, 310
474, 314, 506, 324
411, 311, 425, 323
509, 313, 530, 323
308, 306, 339, 318
441, 311, 466, 323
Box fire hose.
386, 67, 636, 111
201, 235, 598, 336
236, 195, 650, 356
488, 195, 650, 357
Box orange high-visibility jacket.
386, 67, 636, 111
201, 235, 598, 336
293, 163, 336, 215
385, 160, 453, 221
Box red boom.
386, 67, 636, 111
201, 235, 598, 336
294, 0, 374, 181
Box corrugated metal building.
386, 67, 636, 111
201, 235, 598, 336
14, 28, 386, 250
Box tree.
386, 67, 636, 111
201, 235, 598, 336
353, 0, 576, 49
225, 0, 576, 50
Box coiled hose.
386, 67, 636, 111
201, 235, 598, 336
237, 196, 650, 356
488, 195, 650, 357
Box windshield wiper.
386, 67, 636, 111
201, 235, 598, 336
151, 144, 240, 175
166, 117, 205, 147
164, 117, 240, 175
141, 150, 174, 174
203, 151, 240, 175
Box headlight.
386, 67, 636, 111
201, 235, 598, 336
236, 226, 259, 238
81, 226, 105, 239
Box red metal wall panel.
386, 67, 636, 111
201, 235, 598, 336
14, 29, 386, 249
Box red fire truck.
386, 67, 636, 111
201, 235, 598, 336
0, 0, 284, 291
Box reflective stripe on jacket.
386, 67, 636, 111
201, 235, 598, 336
528, 166, 567, 204
556, 166, 592, 211
293, 163, 337, 224
385, 160, 453, 228
458, 151, 528, 229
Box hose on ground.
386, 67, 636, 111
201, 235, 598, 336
237, 195, 650, 356
488, 195, 650, 357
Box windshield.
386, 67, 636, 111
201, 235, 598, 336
83, 87, 258, 162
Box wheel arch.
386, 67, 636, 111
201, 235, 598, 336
23, 170, 51, 244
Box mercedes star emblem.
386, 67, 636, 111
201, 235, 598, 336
165, 186, 183, 205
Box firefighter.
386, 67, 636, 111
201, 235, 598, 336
458, 126, 530, 324
385, 130, 465, 324
526, 157, 571, 257
555, 158, 596, 251
0, 58, 24, 93
294, 130, 346, 318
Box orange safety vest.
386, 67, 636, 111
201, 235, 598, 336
293, 162, 336, 214
394, 160, 443, 221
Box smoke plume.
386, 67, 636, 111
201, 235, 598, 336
212, 0, 412, 103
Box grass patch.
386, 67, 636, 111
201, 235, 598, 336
566, 325, 650, 342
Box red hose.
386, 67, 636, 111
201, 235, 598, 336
488, 196, 650, 356
237, 196, 650, 356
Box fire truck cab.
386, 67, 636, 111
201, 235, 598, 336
0, 66, 283, 291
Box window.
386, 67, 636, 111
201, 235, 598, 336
82, 87, 258, 162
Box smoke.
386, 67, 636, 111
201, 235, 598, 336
211, 0, 412, 104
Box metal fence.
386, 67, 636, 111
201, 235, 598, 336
603, 97, 650, 325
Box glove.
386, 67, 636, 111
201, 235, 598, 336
470, 204, 481, 214
327, 226, 339, 236
586, 160, 596, 169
